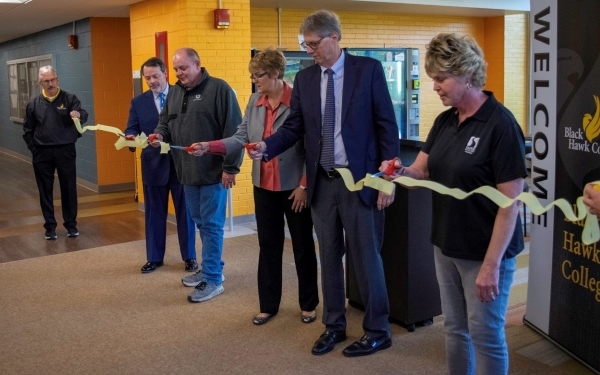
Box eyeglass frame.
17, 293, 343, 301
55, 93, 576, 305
249, 72, 268, 81
39, 77, 58, 85
300, 36, 326, 50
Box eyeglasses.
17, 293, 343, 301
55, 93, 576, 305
40, 77, 58, 85
250, 72, 268, 81
300, 37, 325, 50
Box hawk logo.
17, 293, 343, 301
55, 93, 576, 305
583, 95, 600, 143
464, 136, 480, 154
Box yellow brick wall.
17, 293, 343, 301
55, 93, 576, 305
484, 17, 505, 103
90, 18, 135, 186
129, 0, 253, 216
504, 14, 529, 133
251, 9, 488, 140
126, 5, 528, 219
250, 9, 529, 138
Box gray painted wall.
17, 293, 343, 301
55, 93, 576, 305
0, 19, 98, 184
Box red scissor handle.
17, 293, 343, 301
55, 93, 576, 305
385, 157, 399, 175
244, 142, 258, 151
148, 134, 159, 143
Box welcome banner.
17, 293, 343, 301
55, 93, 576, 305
526, 1, 600, 372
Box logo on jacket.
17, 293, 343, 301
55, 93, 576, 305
57, 104, 66, 109
464, 136, 480, 154
193, 94, 203, 101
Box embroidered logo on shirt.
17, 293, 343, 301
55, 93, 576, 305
193, 94, 203, 101
464, 136, 480, 154
57, 104, 66, 109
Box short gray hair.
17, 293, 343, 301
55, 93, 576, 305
300, 10, 342, 41
38, 65, 57, 81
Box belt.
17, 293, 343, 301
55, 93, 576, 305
318, 165, 346, 179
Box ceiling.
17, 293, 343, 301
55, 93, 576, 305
0, 0, 529, 44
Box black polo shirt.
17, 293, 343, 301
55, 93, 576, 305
422, 91, 527, 261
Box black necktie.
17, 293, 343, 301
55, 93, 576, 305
320, 68, 335, 170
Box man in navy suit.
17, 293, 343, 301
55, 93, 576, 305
125, 57, 197, 274
250, 10, 399, 357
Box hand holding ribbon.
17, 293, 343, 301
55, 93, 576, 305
583, 183, 600, 216
334, 167, 600, 245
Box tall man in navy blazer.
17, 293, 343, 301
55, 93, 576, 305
124, 57, 197, 274
249, 10, 399, 357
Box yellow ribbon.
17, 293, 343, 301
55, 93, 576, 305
70, 116, 599, 244
72, 118, 172, 154
335, 168, 600, 245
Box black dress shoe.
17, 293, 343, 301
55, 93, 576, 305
342, 332, 392, 357
141, 261, 164, 273
311, 330, 346, 355
185, 259, 198, 272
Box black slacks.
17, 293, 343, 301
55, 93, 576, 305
311, 173, 390, 338
32, 144, 78, 231
254, 186, 319, 314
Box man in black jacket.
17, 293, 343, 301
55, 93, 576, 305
23, 65, 88, 240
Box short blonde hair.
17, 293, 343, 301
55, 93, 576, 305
249, 49, 286, 79
425, 33, 487, 88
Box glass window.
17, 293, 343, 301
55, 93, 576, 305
6, 54, 52, 123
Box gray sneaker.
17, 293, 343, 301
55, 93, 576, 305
187, 281, 224, 303
182, 270, 225, 287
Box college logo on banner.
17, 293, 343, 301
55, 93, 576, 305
546, 1, 600, 371
582, 95, 600, 143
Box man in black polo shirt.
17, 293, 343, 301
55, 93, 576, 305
23, 65, 88, 240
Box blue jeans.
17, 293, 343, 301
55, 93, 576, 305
184, 184, 226, 285
434, 246, 516, 375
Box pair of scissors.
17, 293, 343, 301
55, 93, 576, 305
371, 157, 399, 178
244, 142, 259, 151
170, 145, 195, 152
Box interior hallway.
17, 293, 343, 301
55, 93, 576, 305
0, 148, 594, 374
0, 148, 152, 263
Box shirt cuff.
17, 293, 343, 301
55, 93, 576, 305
299, 176, 307, 188
208, 140, 226, 155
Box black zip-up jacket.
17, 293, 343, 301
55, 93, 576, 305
23, 90, 88, 152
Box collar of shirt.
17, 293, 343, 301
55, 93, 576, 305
155, 86, 169, 101
255, 81, 292, 108
320, 49, 345, 78
452, 90, 494, 124
42, 88, 61, 103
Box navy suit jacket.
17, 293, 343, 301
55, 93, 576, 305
125, 87, 172, 186
264, 53, 399, 206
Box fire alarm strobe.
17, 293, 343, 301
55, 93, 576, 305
68, 35, 78, 50
214, 9, 230, 29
